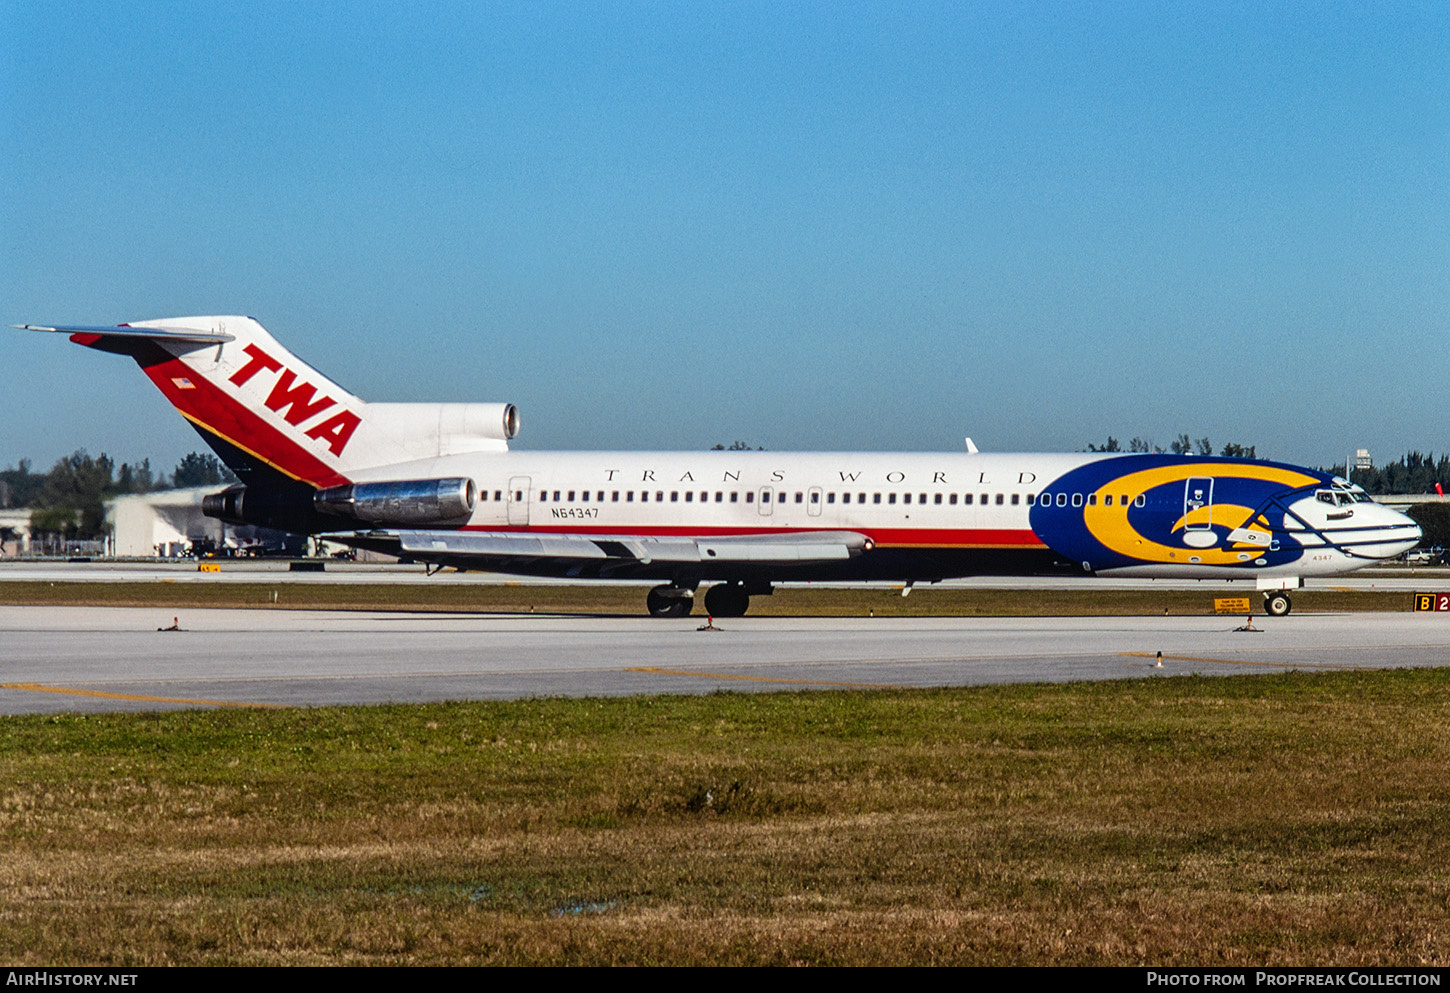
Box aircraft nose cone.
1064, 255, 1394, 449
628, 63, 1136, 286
1364, 506, 1422, 559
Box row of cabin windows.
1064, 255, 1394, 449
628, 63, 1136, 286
1039, 492, 1148, 508
480, 489, 1048, 506
478, 488, 1148, 508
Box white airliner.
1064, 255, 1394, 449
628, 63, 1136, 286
19, 316, 1422, 617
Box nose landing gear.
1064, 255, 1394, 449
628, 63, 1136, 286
1263, 591, 1292, 617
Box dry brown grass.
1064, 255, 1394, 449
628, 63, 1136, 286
3, 673, 1449, 964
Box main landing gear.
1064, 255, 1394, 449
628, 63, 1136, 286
646, 585, 693, 618
646, 582, 757, 618
703, 582, 750, 618
1263, 591, 1293, 617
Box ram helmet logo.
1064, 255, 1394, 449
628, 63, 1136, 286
1029, 455, 1329, 571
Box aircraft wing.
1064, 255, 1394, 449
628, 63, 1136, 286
14, 323, 236, 345
336, 529, 872, 565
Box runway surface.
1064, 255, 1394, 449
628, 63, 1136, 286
2, 606, 1448, 714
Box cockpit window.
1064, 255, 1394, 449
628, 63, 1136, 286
1317, 489, 1355, 507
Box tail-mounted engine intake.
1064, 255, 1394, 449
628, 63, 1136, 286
313, 477, 477, 525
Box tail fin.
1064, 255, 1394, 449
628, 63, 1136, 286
21, 316, 517, 489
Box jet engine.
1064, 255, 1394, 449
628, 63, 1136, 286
312, 477, 478, 525
204, 477, 478, 530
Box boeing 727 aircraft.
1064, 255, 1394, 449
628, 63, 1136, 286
19, 316, 1422, 616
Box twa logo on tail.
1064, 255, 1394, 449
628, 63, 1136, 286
228, 343, 361, 455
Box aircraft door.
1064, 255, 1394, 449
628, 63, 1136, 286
508, 475, 531, 526
1184, 477, 1213, 530
758, 486, 774, 516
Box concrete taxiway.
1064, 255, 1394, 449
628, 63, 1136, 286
1, 606, 1447, 714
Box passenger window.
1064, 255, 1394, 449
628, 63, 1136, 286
745, 492, 754, 503
641, 491, 648, 502
582, 491, 589, 502
811, 492, 820, 504
1026, 494, 1034, 505
568, 490, 576, 501
1087, 493, 1096, 506
949, 493, 958, 505
903, 493, 911, 504
715, 492, 723, 502
627, 491, 634, 502
1121, 494, 1129, 505
826, 493, 835, 504
980, 493, 988, 505
934, 493, 942, 504
888, 493, 897, 504
598, 491, 605, 501
685, 492, 693, 502
874, 493, 882, 504
494, 491, 502, 501
1010, 494, 1019, 505
1104, 495, 1113, 506
995, 494, 1004, 505
1056, 493, 1067, 507
730, 492, 738, 503
1072, 493, 1083, 507
671, 492, 678, 502
612, 491, 619, 501
1134, 495, 1145, 507
656, 491, 664, 502
539, 491, 548, 502
963, 494, 973, 505
795, 492, 804, 503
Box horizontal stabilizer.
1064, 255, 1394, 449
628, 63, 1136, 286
14, 323, 235, 344
374, 529, 872, 565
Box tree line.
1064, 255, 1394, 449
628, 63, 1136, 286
1, 452, 235, 541
1086, 435, 1257, 458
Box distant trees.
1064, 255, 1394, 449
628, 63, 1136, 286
1333, 452, 1450, 495
3, 450, 236, 542
1087, 435, 1257, 458
172, 452, 234, 487
710, 441, 765, 451
1406, 504, 1450, 550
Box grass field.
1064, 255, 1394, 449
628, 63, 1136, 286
0, 580, 1419, 616
3, 670, 1449, 965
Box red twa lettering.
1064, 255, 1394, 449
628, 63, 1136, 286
306, 410, 361, 456
264, 370, 336, 425
230, 344, 282, 386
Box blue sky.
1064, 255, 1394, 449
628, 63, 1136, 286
3, 1, 1447, 474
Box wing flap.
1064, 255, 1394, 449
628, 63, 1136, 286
386, 529, 871, 564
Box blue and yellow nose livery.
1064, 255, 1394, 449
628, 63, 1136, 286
1031, 455, 1421, 575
